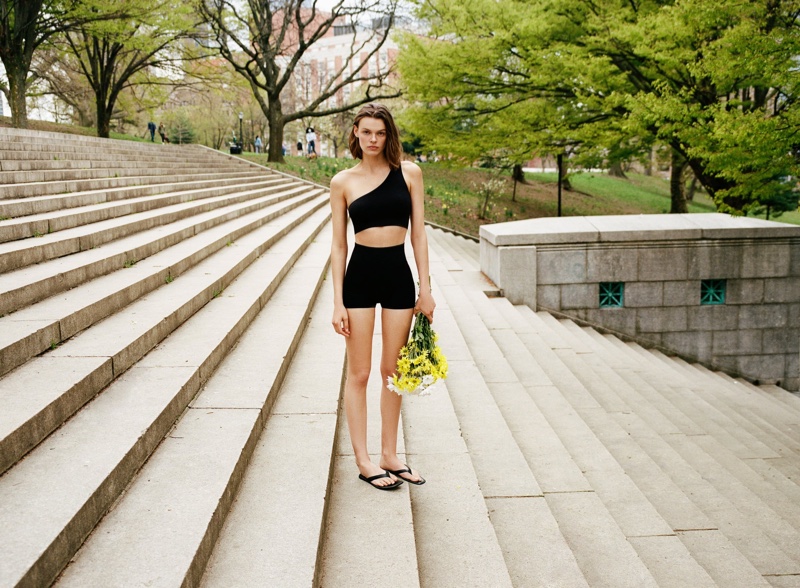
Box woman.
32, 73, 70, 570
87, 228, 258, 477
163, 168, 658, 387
158, 122, 169, 144
330, 103, 435, 491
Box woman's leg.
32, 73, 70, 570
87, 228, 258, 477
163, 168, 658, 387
344, 307, 396, 486
378, 307, 423, 482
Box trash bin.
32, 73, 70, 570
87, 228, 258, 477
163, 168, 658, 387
230, 144, 242, 155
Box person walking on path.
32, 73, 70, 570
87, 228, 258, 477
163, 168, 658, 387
147, 121, 156, 142
255, 135, 262, 154
158, 122, 169, 144
305, 126, 317, 157
329, 103, 434, 491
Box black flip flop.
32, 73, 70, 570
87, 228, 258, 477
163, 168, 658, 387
359, 471, 403, 491
386, 464, 426, 485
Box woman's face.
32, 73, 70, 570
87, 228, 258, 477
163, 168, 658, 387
355, 117, 386, 156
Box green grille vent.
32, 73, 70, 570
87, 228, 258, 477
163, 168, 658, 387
701, 279, 726, 305
599, 282, 624, 308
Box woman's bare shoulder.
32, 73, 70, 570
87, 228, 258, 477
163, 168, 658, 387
400, 160, 422, 179
331, 165, 361, 191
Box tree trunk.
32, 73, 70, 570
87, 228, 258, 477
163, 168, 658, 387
644, 146, 655, 176
511, 163, 524, 202
686, 175, 698, 201
608, 161, 627, 178
267, 101, 285, 163
96, 100, 112, 138
558, 155, 572, 191
670, 149, 689, 213
7, 64, 28, 128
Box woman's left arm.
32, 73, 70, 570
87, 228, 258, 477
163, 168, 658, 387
404, 161, 436, 323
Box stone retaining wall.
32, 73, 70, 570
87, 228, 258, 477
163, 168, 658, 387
480, 214, 800, 390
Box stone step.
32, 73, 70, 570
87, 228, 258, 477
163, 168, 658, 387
0, 155, 249, 170
0, 163, 259, 186
0, 169, 266, 200
558, 320, 787, 462
0, 139, 193, 156
0, 179, 309, 275
429, 231, 677, 586
619, 342, 800, 463
0, 127, 184, 145
510, 308, 800, 578
445, 233, 480, 268
0, 205, 330, 588
460, 297, 696, 587
54, 227, 333, 588
0, 174, 276, 219
0, 197, 329, 476
423, 237, 587, 587
425, 223, 462, 272
0, 176, 293, 243
491, 302, 781, 584
557, 322, 800, 537
618, 338, 800, 494
0, 184, 318, 321
0, 132, 230, 156
199, 275, 343, 587
692, 362, 800, 428
317, 314, 419, 587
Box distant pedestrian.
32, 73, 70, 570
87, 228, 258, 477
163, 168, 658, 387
158, 122, 169, 144
147, 121, 156, 142
306, 127, 317, 157
297, 140, 303, 155
255, 135, 263, 154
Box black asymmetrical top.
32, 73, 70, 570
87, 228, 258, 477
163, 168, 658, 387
347, 166, 412, 234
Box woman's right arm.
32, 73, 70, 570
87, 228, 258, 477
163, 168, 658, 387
329, 174, 350, 337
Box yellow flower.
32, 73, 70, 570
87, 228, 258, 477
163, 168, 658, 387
387, 313, 448, 396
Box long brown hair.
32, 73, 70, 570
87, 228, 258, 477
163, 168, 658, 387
349, 103, 403, 169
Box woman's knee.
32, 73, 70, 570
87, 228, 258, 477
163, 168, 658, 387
380, 363, 397, 382
347, 367, 371, 388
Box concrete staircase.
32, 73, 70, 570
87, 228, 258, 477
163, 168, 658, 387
2, 128, 800, 587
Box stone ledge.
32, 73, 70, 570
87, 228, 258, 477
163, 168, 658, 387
480, 213, 800, 246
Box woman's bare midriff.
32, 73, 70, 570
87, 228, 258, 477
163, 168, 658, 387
354, 226, 407, 248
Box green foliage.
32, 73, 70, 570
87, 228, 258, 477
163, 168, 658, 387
400, 0, 800, 215
167, 109, 195, 144
60, 0, 196, 138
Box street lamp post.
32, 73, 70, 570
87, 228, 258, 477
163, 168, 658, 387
238, 112, 243, 150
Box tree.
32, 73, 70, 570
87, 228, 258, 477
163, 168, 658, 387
1, 0, 62, 127
31, 46, 96, 126
0, 0, 125, 127
60, 0, 195, 137
198, 0, 402, 162
167, 108, 195, 143
399, 0, 800, 215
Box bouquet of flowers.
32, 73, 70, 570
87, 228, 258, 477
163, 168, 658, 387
387, 312, 448, 396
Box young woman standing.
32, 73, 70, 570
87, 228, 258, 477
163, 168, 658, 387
330, 103, 435, 490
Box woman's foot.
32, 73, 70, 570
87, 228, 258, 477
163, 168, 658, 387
357, 461, 400, 488
380, 457, 425, 485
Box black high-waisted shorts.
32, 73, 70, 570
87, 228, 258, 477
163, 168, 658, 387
343, 243, 415, 309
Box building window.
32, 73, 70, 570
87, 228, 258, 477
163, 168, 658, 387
599, 282, 624, 308
701, 279, 726, 305
334, 24, 355, 36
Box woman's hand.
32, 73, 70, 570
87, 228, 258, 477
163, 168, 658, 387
332, 304, 350, 337
414, 291, 436, 324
